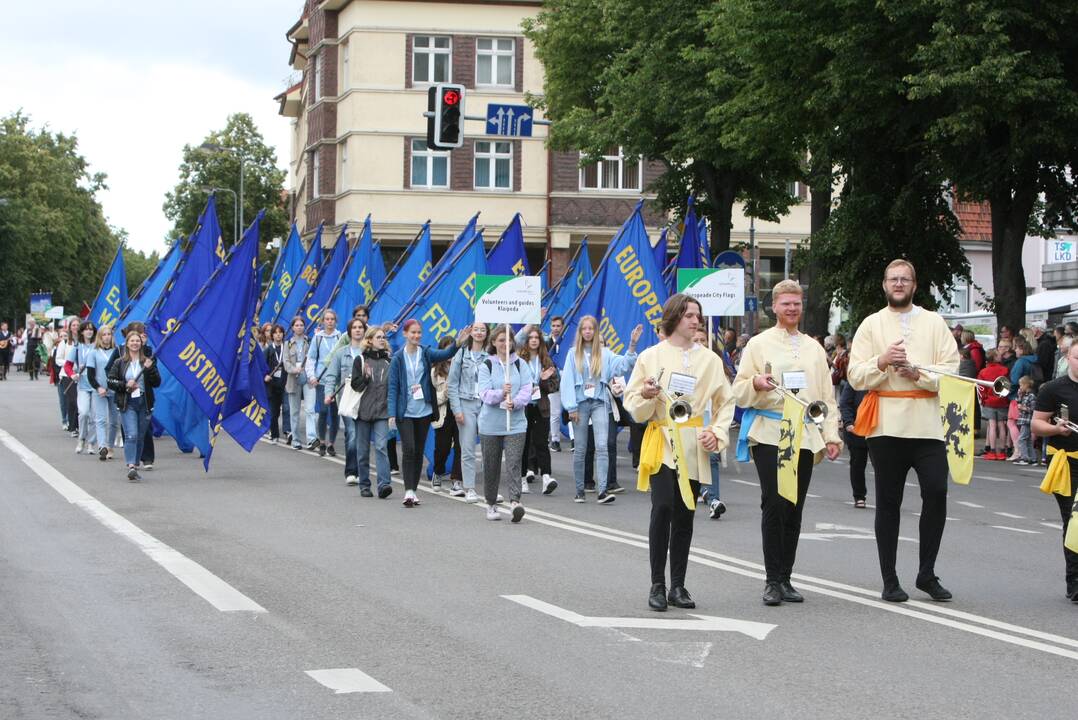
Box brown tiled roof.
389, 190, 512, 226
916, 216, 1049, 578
954, 200, 992, 243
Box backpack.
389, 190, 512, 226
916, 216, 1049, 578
483, 357, 524, 377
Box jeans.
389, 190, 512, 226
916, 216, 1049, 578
316, 386, 339, 446
572, 398, 609, 494
121, 396, 149, 467
701, 454, 722, 503
76, 388, 94, 443
302, 382, 319, 444
282, 397, 291, 435
57, 381, 69, 426
91, 392, 120, 450
1018, 423, 1035, 462
457, 398, 481, 490
548, 391, 562, 442
355, 418, 391, 491
288, 388, 306, 447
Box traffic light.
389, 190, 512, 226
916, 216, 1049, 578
427, 83, 465, 150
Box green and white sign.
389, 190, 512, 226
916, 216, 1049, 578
677, 268, 745, 316
475, 274, 542, 324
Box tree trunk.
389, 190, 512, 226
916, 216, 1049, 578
801, 173, 834, 336
696, 162, 735, 256
989, 175, 1036, 337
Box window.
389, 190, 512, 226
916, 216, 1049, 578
411, 139, 448, 188
476, 37, 514, 86
341, 41, 349, 91
311, 151, 321, 199
788, 181, 804, 199
474, 141, 512, 190
413, 36, 450, 84
938, 275, 970, 313
338, 143, 348, 193
312, 51, 322, 100
579, 147, 641, 191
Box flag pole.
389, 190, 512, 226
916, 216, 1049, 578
505, 321, 511, 433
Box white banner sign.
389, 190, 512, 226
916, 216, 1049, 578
474, 275, 542, 324
677, 268, 746, 316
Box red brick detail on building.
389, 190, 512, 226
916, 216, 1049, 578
306, 198, 336, 232
452, 34, 476, 89
549, 246, 571, 288
404, 34, 413, 89
451, 138, 474, 192
552, 196, 667, 228
954, 199, 992, 242
513, 139, 522, 192
514, 36, 524, 93
308, 102, 338, 147
403, 137, 412, 189
550, 150, 580, 193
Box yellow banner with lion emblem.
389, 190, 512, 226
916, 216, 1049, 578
939, 376, 974, 485
777, 394, 804, 504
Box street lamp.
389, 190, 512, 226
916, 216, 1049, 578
197, 142, 244, 245
197, 185, 238, 244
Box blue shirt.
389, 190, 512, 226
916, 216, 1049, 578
85, 347, 114, 395
403, 347, 433, 418
67, 343, 95, 392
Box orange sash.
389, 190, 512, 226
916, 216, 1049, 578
853, 389, 937, 436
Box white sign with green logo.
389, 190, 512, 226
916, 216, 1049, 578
475, 274, 542, 324
677, 268, 745, 316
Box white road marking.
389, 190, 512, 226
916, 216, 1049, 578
992, 526, 1041, 535
728, 478, 757, 487
815, 522, 916, 543
0, 427, 266, 613
800, 533, 876, 542
977, 475, 1014, 483
956, 501, 984, 509
305, 669, 391, 694
1041, 522, 1064, 531
994, 512, 1026, 519
806, 493, 821, 498
502, 595, 776, 640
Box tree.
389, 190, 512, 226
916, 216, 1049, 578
163, 113, 288, 267
905, 0, 1078, 332
708, 0, 970, 324
522, 0, 802, 256
0, 111, 121, 325
119, 230, 160, 297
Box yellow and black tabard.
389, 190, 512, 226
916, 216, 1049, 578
847, 305, 960, 440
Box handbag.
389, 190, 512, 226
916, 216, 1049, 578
337, 355, 364, 419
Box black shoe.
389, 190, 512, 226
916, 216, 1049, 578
709, 499, 727, 520
762, 582, 784, 606
649, 583, 668, 612
780, 580, 804, 603
882, 582, 909, 602
668, 586, 696, 609
1067, 580, 1078, 601
318, 443, 326, 457
584, 483, 596, 493
550, 440, 561, 452
360, 488, 373, 497
98, 446, 108, 462
607, 483, 625, 494
378, 485, 393, 499
307, 439, 319, 451
597, 491, 615, 504
285, 433, 292, 446
916, 576, 953, 602
326, 444, 336, 457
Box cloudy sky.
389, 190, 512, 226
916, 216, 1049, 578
4, 0, 301, 254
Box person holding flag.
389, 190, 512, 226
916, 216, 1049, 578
65, 320, 97, 454
85, 324, 120, 461
1031, 341, 1078, 602
733, 280, 841, 607
447, 322, 490, 503
848, 259, 960, 603
306, 310, 343, 457
624, 293, 734, 612
283, 316, 312, 450
106, 327, 160, 482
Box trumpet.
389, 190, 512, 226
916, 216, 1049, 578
654, 370, 694, 424
1056, 405, 1078, 433
901, 364, 1011, 398
764, 377, 829, 425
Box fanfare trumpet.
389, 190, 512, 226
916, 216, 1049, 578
900, 364, 1012, 398
1056, 404, 1078, 433
764, 377, 828, 425
654, 369, 694, 424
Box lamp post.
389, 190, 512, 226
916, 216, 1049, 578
197, 142, 244, 245
198, 186, 238, 244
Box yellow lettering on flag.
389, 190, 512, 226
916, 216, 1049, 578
777, 394, 804, 504
938, 376, 974, 485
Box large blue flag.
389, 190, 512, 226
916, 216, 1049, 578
259, 223, 304, 325
275, 223, 324, 326
367, 240, 387, 304
551, 202, 665, 370
118, 242, 181, 327
89, 245, 128, 328
303, 224, 350, 332
676, 197, 705, 271
222, 254, 272, 453
486, 213, 529, 277
653, 227, 669, 277
536, 259, 550, 297
392, 215, 481, 326
327, 216, 380, 322
697, 216, 709, 267
369, 223, 432, 324
155, 213, 263, 470
543, 237, 593, 333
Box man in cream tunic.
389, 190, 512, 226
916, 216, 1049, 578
848, 259, 960, 603
625, 294, 735, 612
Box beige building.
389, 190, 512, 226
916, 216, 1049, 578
278, 0, 812, 286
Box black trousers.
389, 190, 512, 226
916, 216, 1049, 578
523, 404, 551, 476
848, 442, 869, 500
752, 444, 815, 583
433, 419, 462, 480
398, 416, 432, 491
866, 437, 948, 585
649, 466, 700, 588
1054, 459, 1078, 586
267, 385, 284, 439
388, 437, 399, 471
26, 340, 40, 379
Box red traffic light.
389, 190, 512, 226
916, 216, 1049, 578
443, 90, 461, 106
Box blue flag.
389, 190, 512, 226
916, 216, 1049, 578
536, 259, 550, 297
275, 223, 324, 327
118, 242, 182, 327
155, 213, 263, 470
486, 213, 529, 277
89, 245, 128, 328
327, 216, 381, 323
551, 202, 665, 371
221, 253, 272, 453
303, 224, 350, 332
653, 227, 669, 277
697, 216, 709, 267
367, 238, 387, 305
543, 237, 593, 334
676, 197, 705, 271
260, 224, 304, 325
369, 223, 433, 324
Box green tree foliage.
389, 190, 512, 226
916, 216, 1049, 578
522, 0, 802, 255
0, 112, 122, 325
163, 113, 288, 266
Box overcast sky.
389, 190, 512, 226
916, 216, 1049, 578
3, 0, 301, 254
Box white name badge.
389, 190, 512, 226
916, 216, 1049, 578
531, 386, 541, 401
131, 388, 142, 399
669, 372, 698, 396
584, 383, 597, 398
782, 371, 808, 390
411, 384, 424, 400
272, 368, 283, 379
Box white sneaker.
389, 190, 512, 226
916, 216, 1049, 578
496, 493, 504, 504
449, 481, 465, 497
486, 505, 502, 521
75, 440, 83, 454
345, 475, 359, 486
525, 470, 536, 484
542, 474, 558, 495
464, 489, 480, 503
403, 489, 419, 507
510, 501, 525, 523
520, 479, 531, 494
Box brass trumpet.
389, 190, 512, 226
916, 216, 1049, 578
902, 364, 1011, 398
654, 369, 694, 424
764, 377, 829, 425
1056, 404, 1078, 433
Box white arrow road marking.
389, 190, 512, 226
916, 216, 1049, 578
956, 501, 984, 508
994, 511, 1026, 519
992, 526, 1041, 535
800, 532, 877, 541
305, 669, 391, 694
815, 522, 916, 543
501, 595, 776, 640
1041, 522, 1064, 531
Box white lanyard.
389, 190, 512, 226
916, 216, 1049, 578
405, 348, 422, 384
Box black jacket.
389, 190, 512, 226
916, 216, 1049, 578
839, 381, 867, 449
1037, 333, 1056, 382
107, 354, 161, 412
264, 343, 287, 391
351, 348, 391, 422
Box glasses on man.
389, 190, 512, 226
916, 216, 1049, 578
886, 277, 914, 286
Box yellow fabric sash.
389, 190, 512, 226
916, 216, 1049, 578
1039, 446, 1078, 497
637, 415, 704, 511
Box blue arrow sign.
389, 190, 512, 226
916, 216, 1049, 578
486, 103, 533, 137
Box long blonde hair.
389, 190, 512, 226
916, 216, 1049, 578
573, 315, 603, 378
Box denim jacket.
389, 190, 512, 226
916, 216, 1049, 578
559, 346, 637, 412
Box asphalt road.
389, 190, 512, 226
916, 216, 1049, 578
1, 377, 1075, 719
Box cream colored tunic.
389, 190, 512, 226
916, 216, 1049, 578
624, 341, 735, 483
731, 326, 842, 453
847, 305, 960, 441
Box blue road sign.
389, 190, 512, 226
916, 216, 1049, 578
486, 103, 533, 137
745, 296, 758, 312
